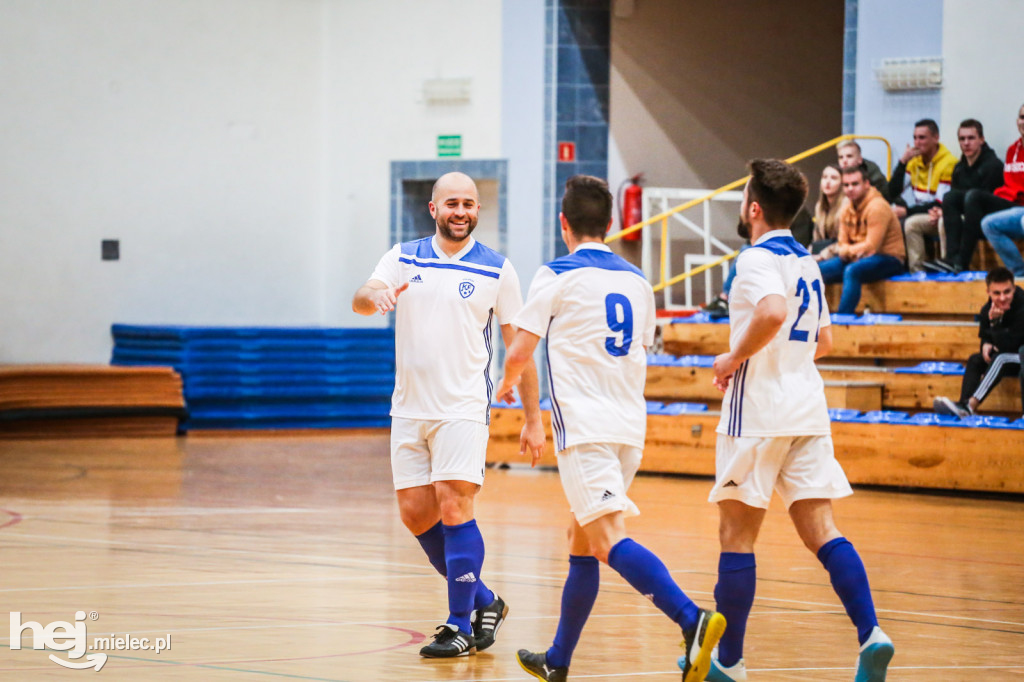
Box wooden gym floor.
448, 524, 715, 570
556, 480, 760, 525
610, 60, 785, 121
0, 432, 1021, 680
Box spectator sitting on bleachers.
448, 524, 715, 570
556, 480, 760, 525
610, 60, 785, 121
837, 140, 889, 200
811, 163, 845, 262
982, 207, 1024, 278
979, 104, 1024, 278
947, 103, 1024, 274
913, 119, 1002, 273
934, 267, 1024, 419
888, 119, 956, 227
818, 165, 906, 314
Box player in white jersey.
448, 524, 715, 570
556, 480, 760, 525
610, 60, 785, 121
352, 172, 545, 658
498, 175, 725, 682
680, 160, 893, 682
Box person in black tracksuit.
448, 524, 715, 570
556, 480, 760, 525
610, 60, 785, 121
934, 267, 1024, 417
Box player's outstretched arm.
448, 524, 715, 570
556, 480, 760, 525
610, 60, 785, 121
498, 325, 545, 466
352, 280, 409, 316
713, 294, 787, 391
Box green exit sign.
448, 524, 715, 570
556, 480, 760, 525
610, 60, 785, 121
437, 134, 462, 157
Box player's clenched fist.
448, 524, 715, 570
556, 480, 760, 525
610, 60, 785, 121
712, 351, 738, 392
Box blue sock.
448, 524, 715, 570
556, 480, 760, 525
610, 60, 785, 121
607, 538, 699, 631
443, 520, 486, 633
714, 552, 756, 668
546, 555, 600, 668
817, 537, 878, 645
416, 521, 494, 611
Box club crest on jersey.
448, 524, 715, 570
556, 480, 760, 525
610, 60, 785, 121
458, 280, 475, 299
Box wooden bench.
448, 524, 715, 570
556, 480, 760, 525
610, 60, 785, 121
824, 279, 982, 317
645, 363, 1021, 414
487, 408, 1024, 494
662, 320, 978, 360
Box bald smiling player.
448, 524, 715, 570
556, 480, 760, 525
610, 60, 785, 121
353, 172, 545, 658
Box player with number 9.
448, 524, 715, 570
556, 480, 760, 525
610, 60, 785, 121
498, 175, 724, 682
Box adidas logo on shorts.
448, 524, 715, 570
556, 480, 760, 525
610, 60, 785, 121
455, 572, 477, 583
601, 490, 616, 501
410, 274, 424, 283
724, 480, 739, 487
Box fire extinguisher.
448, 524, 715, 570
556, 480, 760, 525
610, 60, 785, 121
618, 173, 644, 241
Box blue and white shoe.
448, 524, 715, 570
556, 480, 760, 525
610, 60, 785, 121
855, 626, 893, 682
677, 653, 747, 681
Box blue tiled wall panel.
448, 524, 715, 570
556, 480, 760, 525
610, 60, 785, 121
546, 0, 611, 261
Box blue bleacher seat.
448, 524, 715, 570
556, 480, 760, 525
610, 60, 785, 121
849, 410, 909, 424
657, 402, 708, 415
671, 312, 729, 324
830, 313, 903, 325
893, 362, 965, 375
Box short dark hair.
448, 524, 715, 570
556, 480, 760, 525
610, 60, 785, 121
914, 118, 939, 136
746, 159, 808, 228
986, 266, 1014, 287
561, 175, 613, 238
840, 163, 869, 182
958, 118, 985, 138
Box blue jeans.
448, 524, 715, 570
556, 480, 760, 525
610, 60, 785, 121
817, 254, 905, 314
981, 206, 1024, 276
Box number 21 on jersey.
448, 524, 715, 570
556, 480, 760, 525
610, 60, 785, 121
789, 276, 823, 342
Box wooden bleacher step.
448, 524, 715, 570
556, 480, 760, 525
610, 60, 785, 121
487, 407, 1024, 494
662, 318, 978, 361
646, 361, 1021, 415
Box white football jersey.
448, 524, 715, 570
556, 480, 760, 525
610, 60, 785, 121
369, 235, 523, 424
718, 230, 832, 437
514, 243, 656, 452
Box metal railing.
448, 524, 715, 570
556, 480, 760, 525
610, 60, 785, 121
606, 134, 892, 298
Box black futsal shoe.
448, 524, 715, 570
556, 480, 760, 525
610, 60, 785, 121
473, 593, 509, 651
515, 649, 567, 682
419, 624, 476, 658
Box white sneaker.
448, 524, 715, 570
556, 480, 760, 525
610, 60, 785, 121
855, 626, 893, 682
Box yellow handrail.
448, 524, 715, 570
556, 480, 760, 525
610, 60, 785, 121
607, 134, 892, 294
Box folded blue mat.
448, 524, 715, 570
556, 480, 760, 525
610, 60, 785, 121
113, 324, 394, 341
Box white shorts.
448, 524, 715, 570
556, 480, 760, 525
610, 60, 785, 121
390, 417, 490, 490
709, 434, 853, 509
557, 442, 643, 526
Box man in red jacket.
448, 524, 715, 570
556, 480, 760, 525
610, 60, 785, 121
949, 104, 1024, 273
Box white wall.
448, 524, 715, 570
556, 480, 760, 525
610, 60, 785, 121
0, 0, 324, 362
321, 0, 504, 328
941, 0, 1024, 155
0, 0, 504, 362
500, 0, 546, 292
854, 0, 944, 168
